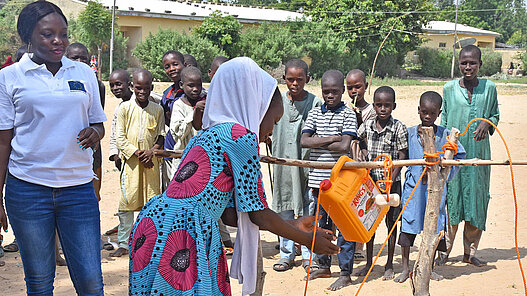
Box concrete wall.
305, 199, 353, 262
495, 48, 524, 72
421, 33, 496, 49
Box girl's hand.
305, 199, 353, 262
77, 127, 101, 151
473, 121, 491, 141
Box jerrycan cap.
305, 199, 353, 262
320, 179, 332, 191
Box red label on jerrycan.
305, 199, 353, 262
319, 155, 390, 243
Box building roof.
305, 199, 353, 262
73, 0, 303, 24
423, 21, 501, 37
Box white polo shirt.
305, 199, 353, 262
0, 54, 107, 187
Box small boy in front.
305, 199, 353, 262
161, 50, 185, 189
357, 86, 408, 280
394, 91, 465, 283
301, 70, 357, 291
112, 69, 165, 257
271, 59, 322, 273
169, 66, 204, 155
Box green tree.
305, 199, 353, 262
507, 30, 527, 48
0, 0, 30, 61
69, 1, 128, 78
305, 0, 434, 77
133, 28, 225, 81
193, 10, 242, 57
436, 0, 527, 44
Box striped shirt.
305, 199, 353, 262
302, 102, 357, 188
357, 116, 408, 184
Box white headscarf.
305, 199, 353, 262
202, 57, 277, 295
202, 57, 278, 135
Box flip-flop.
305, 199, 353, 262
104, 226, 119, 236
3, 241, 18, 252
224, 247, 234, 256
302, 259, 319, 273
273, 258, 293, 272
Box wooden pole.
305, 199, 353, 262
410, 127, 460, 295
154, 150, 527, 168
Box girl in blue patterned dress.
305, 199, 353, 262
128, 57, 339, 295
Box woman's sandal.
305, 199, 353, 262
302, 259, 319, 273
224, 247, 234, 256
273, 258, 293, 272
3, 240, 18, 252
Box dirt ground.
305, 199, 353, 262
1, 82, 526, 296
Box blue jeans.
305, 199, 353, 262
4, 173, 104, 295
278, 189, 315, 261
313, 188, 356, 276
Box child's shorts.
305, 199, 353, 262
398, 231, 447, 252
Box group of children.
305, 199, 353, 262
101, 44, 496, 292
271, 44, 496, 292
104, 51, 232, 257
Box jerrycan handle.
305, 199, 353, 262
330, 155, 353, 182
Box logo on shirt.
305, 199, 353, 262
68, 81, 86, 92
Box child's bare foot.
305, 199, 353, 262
56, 255, 67, 266
463, 254, 486, 267
327, 275, 352, 291
393, 270, 410, 283
304, 268, 331, 281
355, 264, 371, 276
435, 253, 448, 266
382, 268, 395, 280
431, 271, 444, 281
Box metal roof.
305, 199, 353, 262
423, 21, 501, 37
74, 0, 304, 23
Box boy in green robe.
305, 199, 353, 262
271, 59, 322, 273
438, 45, 499, 267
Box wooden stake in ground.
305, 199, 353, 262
410, 127, 460, 295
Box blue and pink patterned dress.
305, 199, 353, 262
129, 122, 268, 295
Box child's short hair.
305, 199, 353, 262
162, 50, 184, 63
459, 45, 482, 61
285, 59, 309, 77
66, 42, 89, 57
321, 69, 344, 86
183, 54, 198, 68
181, 66, 202, 83
110, 69, 130, 83
419, 91, 442, 109
133, 69, 153, 83
346, 69, 367, 83
373, 86, 396, 103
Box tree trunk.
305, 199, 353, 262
411, 127, 459, 295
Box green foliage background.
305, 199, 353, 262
133, 29, 225, 82
416, 48, 502, 77
0, 0, 30, 61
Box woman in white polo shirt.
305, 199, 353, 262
0, 1, 106, 294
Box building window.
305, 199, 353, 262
439, 42, 446, 48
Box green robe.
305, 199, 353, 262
271, 91, 322, 216
441, 78, 499, 230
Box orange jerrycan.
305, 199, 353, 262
318, 155, 390, 243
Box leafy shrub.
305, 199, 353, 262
193, 11, 242, 57
133, 29, 225, 81
479, 49, 502, 76
416, 47, 502, 78
234, 23, 302, 70
416, 47, 453, 78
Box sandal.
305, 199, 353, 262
104, 225, 119, 236
273, 258, 293, 272
224, 247, 234, 256
302, 259, 319, 273
3, 240, 18, 252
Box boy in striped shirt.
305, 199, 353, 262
301, 70, 358, 291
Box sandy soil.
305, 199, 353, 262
1, 82, 526, 296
